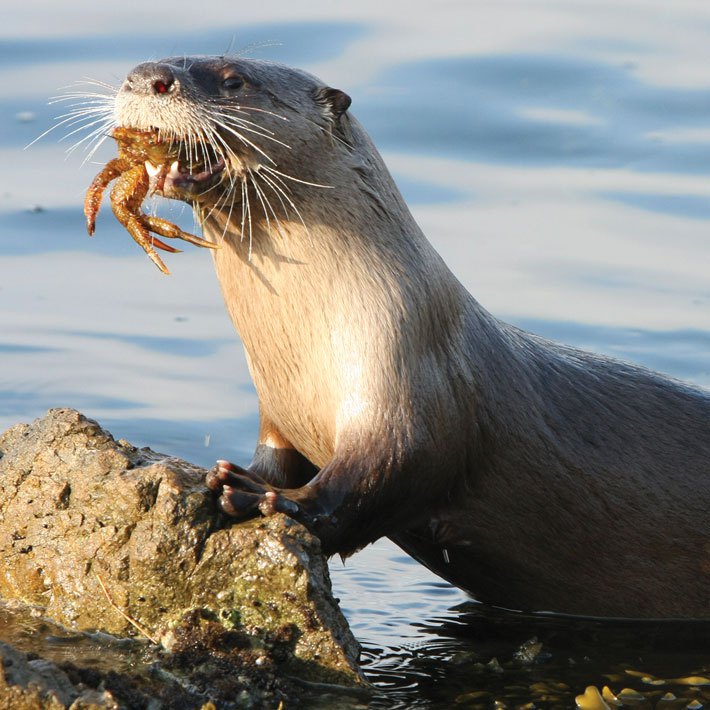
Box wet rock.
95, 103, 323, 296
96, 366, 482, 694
0, 408, 367, 706
0, 641, 118, 709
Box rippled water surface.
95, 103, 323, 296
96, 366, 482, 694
2, 1, 710, 706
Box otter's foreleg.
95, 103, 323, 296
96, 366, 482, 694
205, 463, 355, 555
205, 411, 319, 517
247, 412, 318, 488
206, 444, 409, 557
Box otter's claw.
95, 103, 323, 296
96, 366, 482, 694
207, 460, 303, 520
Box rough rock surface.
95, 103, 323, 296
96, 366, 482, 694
0, 408, 367, 707
0, 641, 119, 709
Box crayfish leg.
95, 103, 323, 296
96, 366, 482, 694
120, 214, 172, 274
110, 168, 171, 275
84, 158, 131, 235
141, 215, 218, 250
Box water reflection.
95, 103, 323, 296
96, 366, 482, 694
361, 599, 710, 708
0, 21, 365, 72
359, 53, 710, 172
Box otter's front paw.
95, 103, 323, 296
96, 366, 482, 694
206, 459, 302, 519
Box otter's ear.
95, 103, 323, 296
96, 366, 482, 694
313, 86, 352, 119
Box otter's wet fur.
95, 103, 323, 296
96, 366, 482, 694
90, 56, 709, 618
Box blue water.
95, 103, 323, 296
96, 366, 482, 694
2, 2, 710, 706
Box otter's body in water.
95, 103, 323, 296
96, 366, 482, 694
112, 56, 710, 618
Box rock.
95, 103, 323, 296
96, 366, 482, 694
0, 409, 368, 706
0, 641, 119, 709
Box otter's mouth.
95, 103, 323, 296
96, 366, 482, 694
145, 155, 226, 198
115, 124, 228, 200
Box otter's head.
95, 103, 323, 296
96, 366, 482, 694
113, 56, 352, 217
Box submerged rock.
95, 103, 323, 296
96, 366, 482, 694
0, 640, 120, 709
0, 408, 367, 707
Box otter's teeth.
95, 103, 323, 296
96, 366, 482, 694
169, 161, 181, 179
145, 161, 161, 177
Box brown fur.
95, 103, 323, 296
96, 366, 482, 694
115, 56, 710, 618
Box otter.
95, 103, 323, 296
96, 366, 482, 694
112, 56, 710, 619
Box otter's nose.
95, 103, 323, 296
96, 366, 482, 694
124, 62, 179, 96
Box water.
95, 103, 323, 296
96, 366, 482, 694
2, 1, 710, 706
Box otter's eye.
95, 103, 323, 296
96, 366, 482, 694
221, 76, 244, 92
